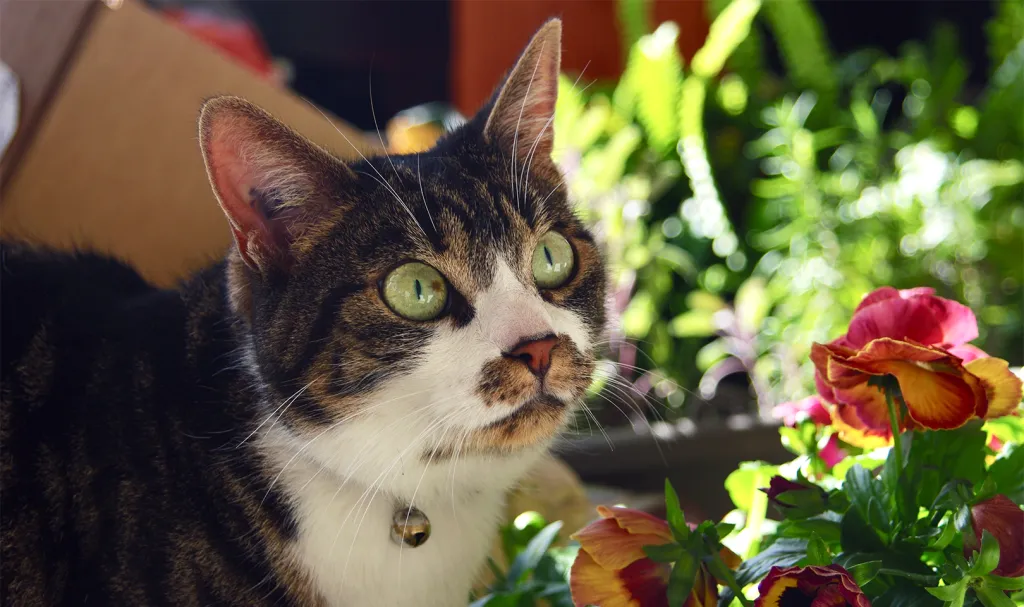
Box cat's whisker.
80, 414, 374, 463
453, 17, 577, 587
301, 99, 429, 241
236, 376, 319, 449
577, 401, 614, 449
518, 65, 591, 201
510, 42, 547, 210
368, 69, 401, 182
416, 154, 438, 234
336, 407, 461, 580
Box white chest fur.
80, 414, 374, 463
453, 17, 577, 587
264, 430, 544, 607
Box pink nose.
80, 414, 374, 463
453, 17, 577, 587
505, 335, 558, 378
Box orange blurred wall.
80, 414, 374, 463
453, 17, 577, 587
451, 0, 709, 115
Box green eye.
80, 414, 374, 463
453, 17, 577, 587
382, 262, 448, 321
532, 232, 575, 289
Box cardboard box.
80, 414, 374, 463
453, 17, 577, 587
0, 0, 378, 287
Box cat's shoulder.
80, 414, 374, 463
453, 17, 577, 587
1, 240, 154, 300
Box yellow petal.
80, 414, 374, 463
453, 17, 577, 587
966, 357, 1024, 419
569, 550, 637, 607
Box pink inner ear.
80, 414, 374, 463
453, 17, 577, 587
207, 127, 268, 239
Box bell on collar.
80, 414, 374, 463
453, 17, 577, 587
391, 505, 430, 548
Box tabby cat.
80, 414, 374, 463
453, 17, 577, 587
0, 19, 607, 607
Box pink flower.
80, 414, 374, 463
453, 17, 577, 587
812, 287, 1022, 447
773, 396, 831, 427
819, 434, 847, 469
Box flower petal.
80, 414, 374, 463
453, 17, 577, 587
966, 357, 1024, 419
831, 381, 893, 431
572, 518, 671, 570
846, 290, 978, 349
947, 344, 989, 363
882, 360, 978, 430
683, 567, 718, 607
773, 396, 832, 427
596, 506, 674, 541
854, 286, 935, 313
819, 434, 847, 469
570, 549, 646, 607
830, 403, 892, 448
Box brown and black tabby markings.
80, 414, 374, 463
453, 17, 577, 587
1, 19, 606, 607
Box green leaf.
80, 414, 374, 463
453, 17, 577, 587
777, 514, 842, 543
732, 538, 808, 588
970, 530, 1002, 576
929, 517, 958, 550
692, 0, 762, 78
668, 309, 717, 337
761, 0, 837, 110
629, 23, 683, 155
806, 533, 831, 566
715, 522, 737, 539
984, 575, 1024, 591
779, 427, 809, 456
988, 444, 1024, 503
975, 582, 1018, 607
734, 277, 770, 334
847, 560, 883, 587
926, 579, 969, 603
840, 507, 885, 553
506, 521, 563, 586
665, 479, 689, 543
955, 504, 973, 532
667, 553, 699, 607
725, 461, 779, 512
875, 582, 944, 607
984, 416, 1024, 445
644, 543, 684, 563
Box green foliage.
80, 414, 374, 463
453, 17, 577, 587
562, 0, 1024, 422
473, 514, 576, 607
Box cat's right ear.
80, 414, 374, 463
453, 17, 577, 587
198, 96, 353, 273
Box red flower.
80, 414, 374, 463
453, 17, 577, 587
570, 506, 739, 607
964, 495, 1024, 578
755, 565, 871, 607
811, 287, 1023, 447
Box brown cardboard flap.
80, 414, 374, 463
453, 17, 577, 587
0, 0, 380, 287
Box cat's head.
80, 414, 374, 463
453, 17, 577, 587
199, 20, 605, 463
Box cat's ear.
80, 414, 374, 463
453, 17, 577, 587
199, 96, 352, 272
483, 19, 561, 171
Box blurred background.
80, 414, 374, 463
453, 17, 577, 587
2, 0, 1021, 521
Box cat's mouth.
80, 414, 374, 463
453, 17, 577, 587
486, 393, 566, 429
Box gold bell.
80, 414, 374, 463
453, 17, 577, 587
391, 505, 430, 548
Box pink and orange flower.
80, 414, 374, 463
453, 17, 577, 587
755, 565, 871, 607
810, 287, 1022, 447
569, 506, 739, 607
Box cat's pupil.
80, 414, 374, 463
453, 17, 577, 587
543, 246, 554, 268
414, 279, 423, 301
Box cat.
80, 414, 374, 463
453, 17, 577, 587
0, 18, 606, 607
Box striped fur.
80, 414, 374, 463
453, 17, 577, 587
1, 18, 606, 606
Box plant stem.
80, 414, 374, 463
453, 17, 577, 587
883, 387, 904, 475
711, 554, 755, 607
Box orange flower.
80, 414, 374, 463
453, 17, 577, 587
569, 506, 739, 607
811, 287, 1023, 447
755, 565, 871, 607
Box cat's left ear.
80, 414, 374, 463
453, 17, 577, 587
199, 96, 354, 273
483, 19, 561, 174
